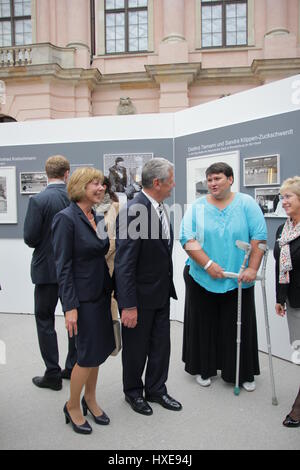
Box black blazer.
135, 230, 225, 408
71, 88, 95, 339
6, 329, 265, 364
51, 202, 112, 313
114, 191, 177, 310
109, 165, 127, 193
274, 223, 300, 308
23, 183, 70, 284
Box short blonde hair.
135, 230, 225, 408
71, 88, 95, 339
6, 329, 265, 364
280, 176, 300, 199
68, 167, 104, 202
45, 155, 70, 178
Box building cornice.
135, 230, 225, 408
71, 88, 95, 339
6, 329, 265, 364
1, 57, 300, 90
251, 58, 300, 79
193, 58, 300, 86
0, 63, 102, 87
99, 71, 154, 87
145, 63, 202, 84
195, 66, 261, 85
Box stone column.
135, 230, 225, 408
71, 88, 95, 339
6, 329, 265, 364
35, 0, 51, 43
158, 0, 191, 112
159, 0, 187, 63
264, 0, 296, 61
162, 0, 185, 43
66, 0, 90, 68
265, 0, 289, 36
65, 0, 91, 116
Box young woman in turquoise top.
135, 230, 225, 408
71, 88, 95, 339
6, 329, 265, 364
180, 162, 267, 390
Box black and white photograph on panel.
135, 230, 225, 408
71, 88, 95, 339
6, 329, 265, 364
186, 151, 240, 204
103, 152, 153, 205
255, 186, 286, 218
0, 175, 7, 213
20, 171, 48, 195
0, 166, 17, 223
243, 154, 280, 186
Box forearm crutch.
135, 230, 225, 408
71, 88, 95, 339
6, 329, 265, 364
257, 243, 278, 406
224, 244, 278, 405
234, 241, 252, 396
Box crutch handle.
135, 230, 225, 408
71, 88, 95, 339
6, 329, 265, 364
223, 271, 263, 281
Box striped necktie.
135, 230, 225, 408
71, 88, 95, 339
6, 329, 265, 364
158, 203, 170, 246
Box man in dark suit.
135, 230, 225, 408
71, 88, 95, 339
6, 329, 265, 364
115, 157, 182, 415
108, 157, 127, 193
24, 155, 76, 391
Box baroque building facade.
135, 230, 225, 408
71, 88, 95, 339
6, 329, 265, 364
0, 0, 300, 121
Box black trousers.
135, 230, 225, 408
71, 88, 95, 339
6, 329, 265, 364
34, 284, 77, 378
122, 302, 171, 399
182, 266, 260, 385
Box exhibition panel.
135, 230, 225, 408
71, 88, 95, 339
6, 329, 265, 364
0, 75, 299, 362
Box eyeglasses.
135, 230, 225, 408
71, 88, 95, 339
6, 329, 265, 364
279, 194, 294, 201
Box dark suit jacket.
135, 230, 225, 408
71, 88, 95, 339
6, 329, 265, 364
115, 191, 177, 311
274, 223, 300, 308
109, 165, 127, 192
51, 202, 112, 313
23, 183, 70, 284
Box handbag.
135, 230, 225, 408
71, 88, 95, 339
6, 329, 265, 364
111, 319, 122, 356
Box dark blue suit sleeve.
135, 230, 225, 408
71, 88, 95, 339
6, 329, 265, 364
114, 206, 141, 310
23, 197, 44, 248
52, 212, 80, 312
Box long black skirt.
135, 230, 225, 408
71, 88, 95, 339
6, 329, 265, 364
182, 265, 260, 384
76, 292, 115, 368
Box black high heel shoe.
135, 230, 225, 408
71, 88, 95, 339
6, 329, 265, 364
283, 414, 300, 427
63, 403, 92, 435
81, 396, 110, 425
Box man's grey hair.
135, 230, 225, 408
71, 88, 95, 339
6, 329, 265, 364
142, 157, 174, 189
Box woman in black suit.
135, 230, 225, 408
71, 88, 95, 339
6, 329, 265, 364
274, 176, 300, 428
52, 167, 115, 435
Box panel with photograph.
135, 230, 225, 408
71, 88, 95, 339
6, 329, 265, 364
103, 152, 153, 205
243, 154, 280, 187
20, 171, 47, 194
186, 151, 240, 204
255, 186, 286, 218
0, 166, 17, 224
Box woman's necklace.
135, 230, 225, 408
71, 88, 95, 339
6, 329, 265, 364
85, 210, 97, 230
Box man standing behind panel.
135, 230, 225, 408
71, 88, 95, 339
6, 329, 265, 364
24, 155, 77, 391
115, 158, 182, 415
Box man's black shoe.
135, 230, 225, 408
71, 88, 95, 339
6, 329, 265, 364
125, 396, 153, 416
32, 375, 62, 391
61, 369, 73, 380
146, 393, 182, 411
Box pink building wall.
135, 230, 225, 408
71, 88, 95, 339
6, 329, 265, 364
0, 0, 300, 121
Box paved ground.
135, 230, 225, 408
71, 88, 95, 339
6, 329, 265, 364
0, 313, 299, 450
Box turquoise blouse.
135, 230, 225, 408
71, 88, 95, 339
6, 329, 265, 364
180, 192, 267, 293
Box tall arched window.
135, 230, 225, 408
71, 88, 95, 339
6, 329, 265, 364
0, 0, 32, 47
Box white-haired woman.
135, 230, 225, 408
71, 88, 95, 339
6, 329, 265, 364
274, 176, 300, 428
